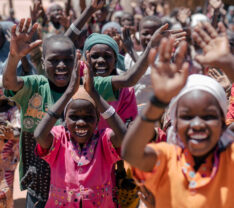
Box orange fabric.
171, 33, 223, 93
133, 142, 234, 208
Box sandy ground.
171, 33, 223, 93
13, 164, 26, 208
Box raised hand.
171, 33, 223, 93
192, 22, 230, 69
59, 12, 71, 29
149, 37, 189, 103
91, 0, 105, 11
83, 52, 95, 94
30, 0, 45, 24
10, 18, 42, 59
176, 7, 191, 25
67, 50, 81, 95
122, 26, 134, 51
208, 68, 231, 91
209, 0, 222, 10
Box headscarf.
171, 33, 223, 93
167, 74, 232, 147
83, 33, 126, 71
64, 86, 96, 117
101, 22, 122, 34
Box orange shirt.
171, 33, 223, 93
133, 142, 234, 208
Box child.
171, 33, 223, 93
122, 36, 234, 207
33, 63, 126, 207
0, 77, 20, 208
124, 16, 186, 110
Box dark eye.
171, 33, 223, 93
91, 54, 99, 59
201, 115, 218, 120
104, 54, 113, 59
179, 115, 193, 120
69, 115, 79, 121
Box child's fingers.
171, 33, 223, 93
18, 19, 25, 33
175, 41, 187, 69
23, 18, 31, 33
217, 22, 227, 36
158, 38, 167, 62
194, 25, 211, 44
165, 37, 175, 61
157, 23, 169, 34
192, 31, 206, 49
179, 62, 189, 86
29, 40, 42, 50
195, 54, 207, 65
28, 23, 39, 39
203, 22, 218, 38
148, 47, 157, 68
11, 25, 17, 38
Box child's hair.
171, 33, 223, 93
139, 15, 162, 30
42, 35, 76, 58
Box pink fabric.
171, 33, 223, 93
98, 87, 138, 130
36, 125, 120, 208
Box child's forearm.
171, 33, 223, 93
34, 91, 73, 149
91, 89, 126, 148
112, 45, 151, 90
65, 6, 95, 41
122, 101, 164, 171
3, 53, 24, 91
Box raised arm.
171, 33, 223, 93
65, 0, 105, 44
192, 22, 234, 82
111, 23, 169, 91
34, 58, 80, 149
121, 38, 189, 171
3, 18, 42, 91
84, 55, 126, 148
111, 24, 187, 91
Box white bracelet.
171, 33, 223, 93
101, 106, 115, 119
70, 23, 80, 35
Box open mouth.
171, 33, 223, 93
75, 128, 88, 137
95, 67, 107, 75
55, 71, 68, 81
188, 132, 209, 145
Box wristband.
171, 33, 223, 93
70, 23, 80, 35
140, 114, 158, 123
150, 95, 169, 108
101, 106, 115, 119
47, 110, 61, 119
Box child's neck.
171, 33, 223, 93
49, 80, 68, 93
193, 145, 217, 171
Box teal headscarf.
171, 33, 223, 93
83, 33, 126, 72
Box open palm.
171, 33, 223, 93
10, 18, 42, 58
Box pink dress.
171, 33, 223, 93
98, 87, 138, 130
36, 126, 120, 208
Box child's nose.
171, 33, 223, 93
97, 57, 105, 63
76, 119, 86, 125
190, 117, 205, 130
57, 61, 66, 69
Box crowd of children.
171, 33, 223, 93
0, 0, 233, 207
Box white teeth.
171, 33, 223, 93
189, 133, 208, 140
96, 69, 106, 75
56, 71, 67, 75
75, 129, 88, 137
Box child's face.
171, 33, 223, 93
140, 20, 161, 49
89, 44, 116, 77
121, 14, 134, 27
43, 40, 75, 87
176, 90, 224, 157
48, 4, 63, 23
66, 100, 98, 144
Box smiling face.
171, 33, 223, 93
48, 4, 63, 23
42, 40, 75, 87
89, 44, 116, 77
176, 90, 224, 157
140, 20, 161, 49
66, 100, 98, 144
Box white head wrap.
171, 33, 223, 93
167, 74, 231, 146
